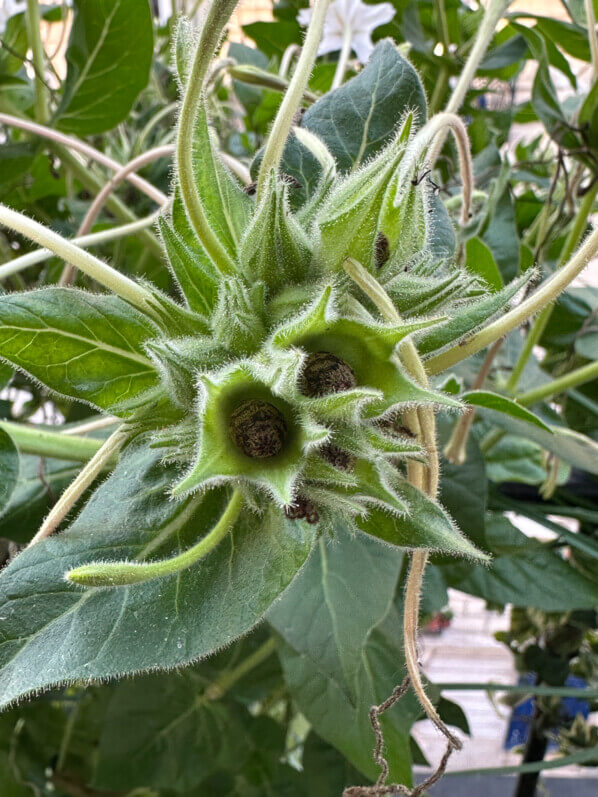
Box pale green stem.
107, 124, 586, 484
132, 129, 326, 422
429, 0, 512, 165
205, 637, 277, 699
586, 0, 598, 81
256, 0, 332, 200
426, 224, 598, 374
0, 420, 105, 462
331, 24, 353, 90
0, 210, 162, 282
506, 181, 598, 391
0, 204, 156, 315
67, 489, 244, 586
25, 0, 49, 123
28, 427, 127, 547
438, 682, 598, 698
60, 146, 172, 286
135, 102, 178, 155
219, 152, 251, 185
516, 360, 598, 406
342, 257, 461, 751
62, 416, 119, 436
398, 113, 473, 226
279, 43, 302, 80
444, 337, 504, 465
0, 114, 166, 203
228, 65, 318, 103
176, 0, 240, 275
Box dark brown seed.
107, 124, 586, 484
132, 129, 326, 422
281, 173, 302, 190
301, 351, 356, 397
229, 400, 287, 458
374, 231, 390, 268
284, 496, 319, 524
320, 443, 355, 471
244, 181, 257, 196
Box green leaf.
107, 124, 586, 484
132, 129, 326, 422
0, 288, 160, 413
359, 481, 487, 560
0, 455, 82, 544
463, 390, 552, 431
419, 273, 531, 359
441, 516, 598, 611
56, 0, 153, 135
188, 103, 254, 260
0, 427, 18, 518
438, 419, 487, 547
481, 183, 520, 282
0, 440, 316, 710
464, 237, 503, 292
268, 529, 418, 784
476, 408, 598, 474
93, 671, 255, 791
485, 435, 547, 484
303, 732, 367, 794
253, 40, 426, 200
158, 211, 219, 316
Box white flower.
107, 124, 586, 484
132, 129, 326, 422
0, 0, 27, 36
298, 0, 395, 63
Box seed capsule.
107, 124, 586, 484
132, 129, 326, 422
284, 496, 319, 524
301, 351, 356, 397
229, 400, 287, 458
374, 232, 390, 268
320, 443, 355, 471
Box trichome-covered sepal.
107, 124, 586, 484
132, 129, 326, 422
171, 359, 330, 506
269, 284, 461, 418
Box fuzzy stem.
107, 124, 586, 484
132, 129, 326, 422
59, 146, 172, 286
256, 0, 332, 199
228, 65, 318, 103
426, 224, 598, 374
506, 180, 598, 392
176, 0, 240, 275
343, 257, 461, 751
67, 489, 244, 586
429, 0, 512, 164
62, 416, 119, 436
444, 337, 504, 464
25, 0, 49, 123
0, 204, 156, 315
279, 43, 302, 80
587, 0, 598, 81
219, 152, 251, 185
399, 113, 473, 225
516, 360, 598, 406
28, 427, 127, 547
0, 210, 162, 282
332, 23, 353, 90
0, 114, 167, 204
205, 637, 277, 700
0, 420, 106, 462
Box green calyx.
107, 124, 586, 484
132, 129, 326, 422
0, 26, 501, 580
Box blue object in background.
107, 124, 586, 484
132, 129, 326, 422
505, 674, 590, 751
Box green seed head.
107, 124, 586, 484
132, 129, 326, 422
301, 351, 356, 397
229, 400, 287, 458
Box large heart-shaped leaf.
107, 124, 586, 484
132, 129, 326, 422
441, 515, 598, 610
0, 427, 18, 519
0, 289, 159, 413
0, 440, 316, 710
252, 40, 427, 200
56, 0, 153, 135
268, 527, 421, 784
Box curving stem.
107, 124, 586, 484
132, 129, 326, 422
66, 489, 244, 587
256, 0, 332, 199
343, 257, 463, 774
